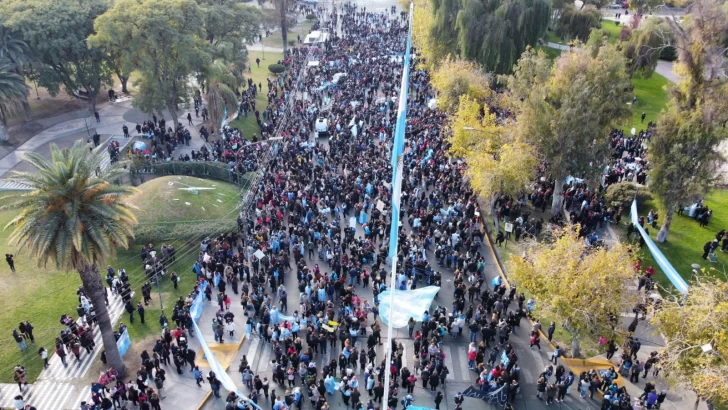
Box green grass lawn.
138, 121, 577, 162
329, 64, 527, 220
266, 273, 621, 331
0, 177, 241, 382
535, 45, 563, 60
229, 50, 285, 140
546, 29, 563, 44
261, 20, 314, 49
624, 190, 728, 290
545, 20, 622, 45
628, 72, 671, 133
600, 20, 623, 44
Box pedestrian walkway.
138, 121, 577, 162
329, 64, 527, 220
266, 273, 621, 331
39, 292, 126, 382
0, 380, 76, 410
0, 290, 127, 409
0, 134, 136, 191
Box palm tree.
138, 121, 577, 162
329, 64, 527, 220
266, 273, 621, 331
0, 58, 29, 141
275, 0, 289, 53
200, 59, 241, 128
3, 140, 138, 376
0, 25, 33, 122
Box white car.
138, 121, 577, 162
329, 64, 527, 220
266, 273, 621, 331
315, 117, 328, 137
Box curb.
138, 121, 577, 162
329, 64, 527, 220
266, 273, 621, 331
477, 208, 558, 351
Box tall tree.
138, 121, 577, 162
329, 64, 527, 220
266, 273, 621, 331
3, 140, 138, 377
505, 41, 632, 216
649, 106, 725, 242
0, 58, 29, 141
510, 226, 638, 357
410, 0, 447, 69
649, 274, 728, 408
275, 0, 289, 54
1, 0, 112, 114
196, 0, 261, 73
622, 18, 674, 77
649, 0, 728, 242
90, 0, 210, 129
555, 6, 602, 42
550, 0, 567, 28
0, 25, 33, 122
431, 0, 551, 74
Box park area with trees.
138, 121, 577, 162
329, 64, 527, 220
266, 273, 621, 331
410, 0, 728, 405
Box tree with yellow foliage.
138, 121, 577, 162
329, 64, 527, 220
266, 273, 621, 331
431, 57, 492, 113
510, 227, 637, 357
448, 95, 538, 232
407, 0, 447, 70
649, 274, 728, 408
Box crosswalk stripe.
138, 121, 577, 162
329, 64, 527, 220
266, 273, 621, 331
258, 344, 272, 373
247, 337, 260, 367
55, 383, 76, 410
34, 382, 57, 410
40, 291, 128, 381
457, 345, 470, 379
440, 345, 455, 380
71, 387, 89, 410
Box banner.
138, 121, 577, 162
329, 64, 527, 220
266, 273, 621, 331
117, 329, 130, 357
191, 279, 261, 409
190, 280, 207, 321
630, 200, 689, 294
378, 286, 439, 328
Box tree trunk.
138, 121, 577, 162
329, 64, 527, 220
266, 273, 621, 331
168, 102, 180, 130
571, 337, 581, 358
280, 0, 288, 54
88, 96, 97, 115
551, 175, 566, 217
657, 202, 675, 243
119, 74, 129, 94
78, 263, 126, 377
13, 66, 32, 122
490, 196, 500, 234
21, 100, 31, 123
0, 114, 9, 142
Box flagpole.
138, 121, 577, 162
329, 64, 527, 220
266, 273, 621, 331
382, 3, 413, 409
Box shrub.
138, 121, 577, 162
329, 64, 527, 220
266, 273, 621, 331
659, 45, 678, 61
268, 63, 285, 74
288, 40, 296, 46
619, 26, 632, 42
135, 220, 238, 243
604, 181, 653, 208
306, 13, 316, 20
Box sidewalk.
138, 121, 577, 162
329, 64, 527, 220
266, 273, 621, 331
0, 98, 210, 182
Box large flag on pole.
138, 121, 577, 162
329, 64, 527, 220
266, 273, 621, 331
387, 2, 414, 263
382, 4, 414, 408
